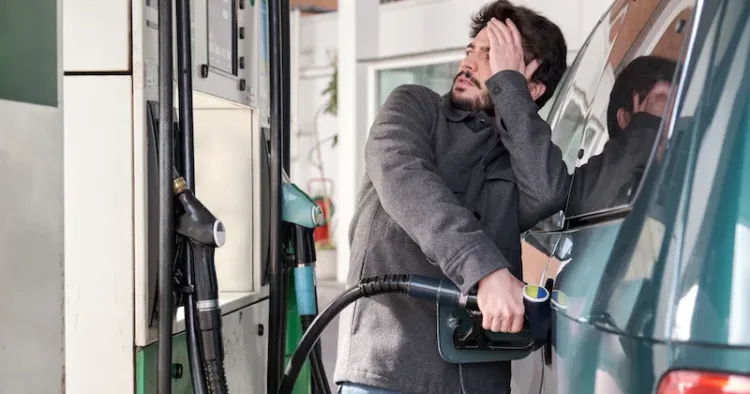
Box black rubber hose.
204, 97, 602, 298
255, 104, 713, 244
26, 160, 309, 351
310, 342, 329, 394
157, 0, 175, 391
310, 350, 329, 394
278, 274, 480, 394
190, 245, 228, 394
278, 275, 412, 394
301, 316, 331, 394
183, 247, 208, 394
175, 0, 195, 189
279, 287, 361, 394
280, 0, 291, 174
205, 359, 229, 394
174, 0, 206, 391
267, 0, 288, 392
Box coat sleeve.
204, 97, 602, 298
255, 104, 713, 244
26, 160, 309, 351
365, 84, 510, 293
485, 71, 571, 230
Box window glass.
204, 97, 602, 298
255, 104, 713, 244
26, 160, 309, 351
526, 11, 608, 234
557, 0, 700, 342
377, 60, 565, 119
544, 0, 669, 175
530, 0, 664, 232
564, 0, 696, 219
546, 21, 609, 175
377, 61, 461, 109
553, 4, 704, 382
0, 0, 58, 106
562, 0, 750, 351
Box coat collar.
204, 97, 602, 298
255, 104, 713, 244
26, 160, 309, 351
441, 93, 474, 122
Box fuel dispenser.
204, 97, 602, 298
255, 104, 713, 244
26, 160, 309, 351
62, 0, 276, 392
61, 0, 552, 392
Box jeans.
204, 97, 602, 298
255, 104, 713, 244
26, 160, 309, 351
338, 382, 405, 394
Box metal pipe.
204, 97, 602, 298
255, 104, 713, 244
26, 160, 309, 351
157, 0, 175, 391
175, 0, 208, 392
267, 0, 289, 393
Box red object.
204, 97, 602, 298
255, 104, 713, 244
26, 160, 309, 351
657, 370, 750, 394
312, 196, 333, 246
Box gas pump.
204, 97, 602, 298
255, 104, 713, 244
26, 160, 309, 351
62, 0, 276, 392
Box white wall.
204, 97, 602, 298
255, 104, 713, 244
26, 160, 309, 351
290, 0, 615, 282
0, 0, 65, 392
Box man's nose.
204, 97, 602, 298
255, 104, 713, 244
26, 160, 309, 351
460, 58, 477, 73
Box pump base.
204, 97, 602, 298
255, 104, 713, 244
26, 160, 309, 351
136, 299, 269, 393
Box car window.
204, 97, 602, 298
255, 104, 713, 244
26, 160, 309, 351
563, 0, 696, 220
546, 20, 607, 175
525, 5, 612, 235
557, 0, 699, 340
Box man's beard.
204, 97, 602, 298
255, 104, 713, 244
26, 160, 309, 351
449, 71, 493, 114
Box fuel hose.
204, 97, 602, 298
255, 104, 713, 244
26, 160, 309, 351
293, 226, 331, 394
277, 274, 477, 394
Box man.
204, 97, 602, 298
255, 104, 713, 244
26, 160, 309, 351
567, 55, 677, 217
334, 1, 569, 393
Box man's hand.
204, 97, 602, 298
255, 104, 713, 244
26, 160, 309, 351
476, 268, 526, 332
486, 18, 540, 81
633, 81, 672, 118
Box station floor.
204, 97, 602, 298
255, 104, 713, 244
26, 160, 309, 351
315, 278, 523, 393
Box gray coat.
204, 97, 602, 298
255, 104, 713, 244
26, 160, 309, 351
334, 70, 570, 394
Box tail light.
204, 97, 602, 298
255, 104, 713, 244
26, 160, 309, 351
657, 370, 750, 394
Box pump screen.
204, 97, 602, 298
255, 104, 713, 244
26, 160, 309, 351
208, 0, 237, 75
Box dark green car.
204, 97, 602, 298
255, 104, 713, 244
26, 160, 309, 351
513, 0, 750, 392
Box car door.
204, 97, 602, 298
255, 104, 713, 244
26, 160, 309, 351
531, 0, 698, 393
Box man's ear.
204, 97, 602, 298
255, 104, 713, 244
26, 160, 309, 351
617, 108, 632, 130
528, 81, 546, 102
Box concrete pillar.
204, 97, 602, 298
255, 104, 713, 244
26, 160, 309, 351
336, 0, 379, 283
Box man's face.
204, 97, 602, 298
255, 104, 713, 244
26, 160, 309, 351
450, 27, 495, 112
617, 80, 673, 130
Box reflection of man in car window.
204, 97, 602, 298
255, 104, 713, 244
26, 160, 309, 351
567, 55, 677, 217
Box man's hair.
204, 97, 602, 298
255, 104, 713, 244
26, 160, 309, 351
606, 55, 677, 138
470, 0, 568, 109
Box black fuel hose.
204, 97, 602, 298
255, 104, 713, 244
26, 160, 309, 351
192, 245, 229, 394
277, 275, 477, 394
157, 0, 175, 391
301, 316, 331, 394
174, 0, 206, 388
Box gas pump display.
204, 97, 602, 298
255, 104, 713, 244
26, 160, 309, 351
207, 0, 238, 76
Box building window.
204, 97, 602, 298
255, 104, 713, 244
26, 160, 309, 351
375, 59, 564, 120
376, 61, 461, 109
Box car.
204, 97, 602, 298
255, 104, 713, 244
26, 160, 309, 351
510, 0, 750, 392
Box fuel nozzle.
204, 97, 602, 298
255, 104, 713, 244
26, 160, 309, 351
282, 172, 325, 229
172, 172, 229, 393
173, 175, 226, 248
